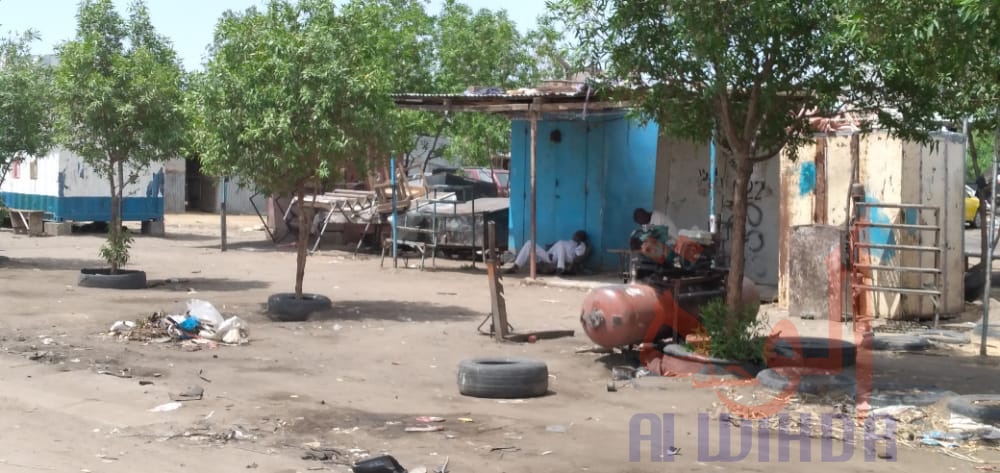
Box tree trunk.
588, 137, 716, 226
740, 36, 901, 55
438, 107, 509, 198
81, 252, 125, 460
420, 118, 447, 176
108, 163, 121, 274
724, 157, 753, 313
294, 185, 309, 297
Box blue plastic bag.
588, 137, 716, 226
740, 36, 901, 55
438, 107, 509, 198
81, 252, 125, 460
178, 316, 200, 333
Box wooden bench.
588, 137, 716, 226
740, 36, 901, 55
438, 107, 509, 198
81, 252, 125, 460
6, 209, 44, 236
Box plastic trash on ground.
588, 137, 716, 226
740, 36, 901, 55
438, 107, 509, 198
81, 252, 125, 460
184, 299, 250, 344
109, 320, 136, 333
216, 316, 250, 345
187, 299, 225, 330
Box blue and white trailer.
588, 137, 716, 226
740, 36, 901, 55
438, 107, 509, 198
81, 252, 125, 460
1, 147, 165, 225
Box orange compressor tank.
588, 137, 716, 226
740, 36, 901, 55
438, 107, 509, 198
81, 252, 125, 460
579, 278, 761, 349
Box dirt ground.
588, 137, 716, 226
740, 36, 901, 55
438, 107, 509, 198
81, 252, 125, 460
1, 212, 999, 473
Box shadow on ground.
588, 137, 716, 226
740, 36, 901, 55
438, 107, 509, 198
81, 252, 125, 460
157, 232, 219, 242
195, 239, 294, 252
871, 350, 1000, 395
3, 257, 105, 271
304, 299, 478, 323
146, 277, 271, 292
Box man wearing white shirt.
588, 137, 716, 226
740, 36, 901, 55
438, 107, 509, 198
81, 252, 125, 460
507, 230, 589, 275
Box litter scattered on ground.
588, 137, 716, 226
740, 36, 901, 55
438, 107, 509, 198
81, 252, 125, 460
169, 385, 205, 402
416, 416, 445, 423
150, 402, 182, 413
107, 299, 249, 347
405, 425, 444, 433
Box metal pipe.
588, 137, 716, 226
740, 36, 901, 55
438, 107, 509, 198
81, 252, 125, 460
529, 101, 540, 279
709, 123, 717, 233
391, 157, 398, 269
675, 289, 725, 301
221, 176, 229, 252
983, 124, 999, 356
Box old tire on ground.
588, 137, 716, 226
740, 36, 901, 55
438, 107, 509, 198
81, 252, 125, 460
767, 336, 857, 369
756, 367, 856, 396
662, 343, 763, 378
872, 335, 932, 352
906, 329, 971, 345
267, 293, 332, 322
947, 395, 1000, 424
868, 384, 958, 408
457, 357, 549, 399
78, 268, 147, 290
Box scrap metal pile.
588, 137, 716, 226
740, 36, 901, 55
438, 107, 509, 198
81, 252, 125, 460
580, 228, 760, 351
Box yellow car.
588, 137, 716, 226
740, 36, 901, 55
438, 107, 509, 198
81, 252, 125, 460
967, 185, 988, 228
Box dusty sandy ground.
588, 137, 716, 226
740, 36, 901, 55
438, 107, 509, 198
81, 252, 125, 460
0, 213, 999, 473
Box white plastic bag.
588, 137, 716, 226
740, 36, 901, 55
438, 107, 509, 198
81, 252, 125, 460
215, 316, 250, 344
186, 299, 225, 330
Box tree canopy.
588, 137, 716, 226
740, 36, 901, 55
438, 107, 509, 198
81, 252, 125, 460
551, 0, 858, 309
54, 0, 187, 272
0, 30, 54, 189
191, 0, 397, 295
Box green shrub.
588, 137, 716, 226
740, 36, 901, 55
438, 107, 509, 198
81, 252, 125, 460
691, 298, 769, 363
99, 227, 133, 272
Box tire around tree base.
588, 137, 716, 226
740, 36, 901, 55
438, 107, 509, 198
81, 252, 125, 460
767, 336, 858, 369
662, 343, 763, 378
78, 268, 147, 290
757, 367, 856, 396
457, 357, 549, 399
872, 334, 932, 352
947, 394, 1000, 424
266, 293, 332, 322
868, 384, 958, 408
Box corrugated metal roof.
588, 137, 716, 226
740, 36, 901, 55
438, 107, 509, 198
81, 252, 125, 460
391, 90, 591, 99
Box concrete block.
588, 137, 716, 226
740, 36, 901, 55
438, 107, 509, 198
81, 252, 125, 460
43, 221, 73, 236
141, 219, 165, 237
788, 224, 846, 320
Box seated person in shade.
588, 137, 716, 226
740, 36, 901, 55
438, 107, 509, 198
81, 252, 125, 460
506, 230, 589, 275
630, 208, 676, 269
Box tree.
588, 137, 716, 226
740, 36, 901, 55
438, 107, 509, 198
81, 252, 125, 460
0, 30, 55, 196
844, 0, 1000, 284
191, 0, 394, 297
338, 0, 442, 173
551, 0, 855, 311
53, 0, 186, 273
430, 0, 537, 167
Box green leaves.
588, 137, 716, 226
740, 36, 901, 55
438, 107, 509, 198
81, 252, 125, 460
192, 0, 395, 195
0, 30, 55, 184
54, 0, 186, 175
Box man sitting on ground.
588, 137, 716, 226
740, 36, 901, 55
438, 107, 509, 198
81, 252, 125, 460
506, 230, 589, 275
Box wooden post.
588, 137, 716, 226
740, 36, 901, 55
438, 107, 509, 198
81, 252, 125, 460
486, 221, 510, 341
220, 176, 229, 252
529, 98, 541, 279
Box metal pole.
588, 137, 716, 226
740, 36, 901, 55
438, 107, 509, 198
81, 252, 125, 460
391, 157, 399, 269
709, 122, 717, 233
221, 176, 229, 252
529, 100, 540, 279
982, 125, 999, 356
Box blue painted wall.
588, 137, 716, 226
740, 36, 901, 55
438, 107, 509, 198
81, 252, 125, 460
508, 113, 659, 270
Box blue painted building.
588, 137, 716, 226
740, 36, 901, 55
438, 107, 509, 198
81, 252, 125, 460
508, 112, 660, 271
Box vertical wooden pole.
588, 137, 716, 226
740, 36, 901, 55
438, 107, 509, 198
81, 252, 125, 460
529, 99, 541, 279
391, 157, 398, 269
221, 176, 229, 252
